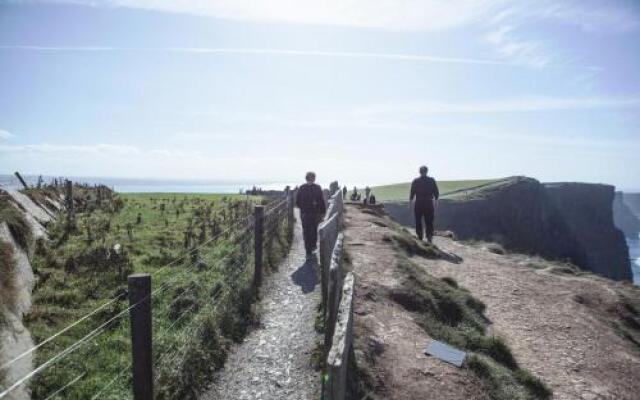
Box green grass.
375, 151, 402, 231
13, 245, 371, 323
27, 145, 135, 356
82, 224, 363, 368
21, 188, 291, 399
366, 178, 503, 202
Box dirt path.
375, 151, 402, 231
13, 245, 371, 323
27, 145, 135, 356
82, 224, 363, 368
420, 237, 640, 400
202, 211, 321, 400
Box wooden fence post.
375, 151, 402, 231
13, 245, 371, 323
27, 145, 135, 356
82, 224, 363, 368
287, 190, 295, 232
13, 171, 28, 189
128, 273, 153, 400
254, 205, 264, 288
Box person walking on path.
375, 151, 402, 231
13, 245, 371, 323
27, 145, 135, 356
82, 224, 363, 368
296, 171, 327, 257
410, 165, 440, 243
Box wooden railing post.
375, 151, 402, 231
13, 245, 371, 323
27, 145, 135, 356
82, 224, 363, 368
128, 273, 153, 400
254, 205, 264, 288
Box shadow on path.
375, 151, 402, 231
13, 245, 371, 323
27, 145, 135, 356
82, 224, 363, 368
291, 256, 319, 294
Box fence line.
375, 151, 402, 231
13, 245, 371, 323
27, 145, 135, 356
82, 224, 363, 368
316, 185, 358, 400
0, 212, 259, 374
1, 191, 293, 400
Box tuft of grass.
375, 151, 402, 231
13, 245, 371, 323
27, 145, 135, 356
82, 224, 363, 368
440, 276, 458, 288
0, 240, 16, 291
389, 232, 439, 258
468, 355, 551, 400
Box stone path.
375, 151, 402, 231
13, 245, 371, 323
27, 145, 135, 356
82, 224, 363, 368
202, 211, 321, 400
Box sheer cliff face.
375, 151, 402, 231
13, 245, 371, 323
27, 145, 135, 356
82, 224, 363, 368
543, 183, 630, 281
384, 177, 632, 281
614, 192, 640, 238
1, 190, 56, 400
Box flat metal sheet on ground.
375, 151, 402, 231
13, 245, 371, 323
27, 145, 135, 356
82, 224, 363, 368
425, 340, 467, 367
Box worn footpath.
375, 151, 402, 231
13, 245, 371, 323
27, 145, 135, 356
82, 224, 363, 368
202, 211, 321, 400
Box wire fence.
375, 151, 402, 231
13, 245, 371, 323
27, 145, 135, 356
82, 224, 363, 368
0, 192, 293, 400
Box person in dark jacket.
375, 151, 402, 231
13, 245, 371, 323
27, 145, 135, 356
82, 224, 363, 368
410, 166, 440, 243
296, 171, 327, 257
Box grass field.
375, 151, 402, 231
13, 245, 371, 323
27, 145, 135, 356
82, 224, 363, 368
22, 188, 291, 399
365, 179, 502, 202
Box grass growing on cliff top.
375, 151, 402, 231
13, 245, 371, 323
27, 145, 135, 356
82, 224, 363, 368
391, 257, 551, 399
25, 189, 292, 400
367, 178, 501, 202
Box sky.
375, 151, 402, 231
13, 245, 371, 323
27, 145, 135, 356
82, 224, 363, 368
0, 0, 639, 190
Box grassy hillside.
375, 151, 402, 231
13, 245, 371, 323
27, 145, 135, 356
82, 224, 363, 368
366, 178, 502, 202
23, 188, 291, 399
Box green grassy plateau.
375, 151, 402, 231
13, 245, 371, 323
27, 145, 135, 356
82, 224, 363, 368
366, 178, 502, 202
18, 187, 291, 400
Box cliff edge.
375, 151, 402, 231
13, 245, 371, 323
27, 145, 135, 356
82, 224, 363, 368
345, 204, 640, 400
0, 188, 61, 400
384, 177, 632, 281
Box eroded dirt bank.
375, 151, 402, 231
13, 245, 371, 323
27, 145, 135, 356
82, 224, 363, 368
344, 204, 640, 400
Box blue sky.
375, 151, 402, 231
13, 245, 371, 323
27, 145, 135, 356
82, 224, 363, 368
0, 0, 639, 189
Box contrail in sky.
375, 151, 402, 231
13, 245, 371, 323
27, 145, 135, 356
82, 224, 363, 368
0, 45, 559, 68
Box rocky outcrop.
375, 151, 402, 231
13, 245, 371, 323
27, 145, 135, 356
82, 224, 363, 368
384, 177, 632, 281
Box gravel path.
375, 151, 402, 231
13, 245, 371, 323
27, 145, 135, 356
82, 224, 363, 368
202, 212, 321, 400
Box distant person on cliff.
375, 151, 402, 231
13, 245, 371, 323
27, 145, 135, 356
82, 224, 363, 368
410, 166, 440, 243
351, 186, 359, 201
296, 172, 327, 257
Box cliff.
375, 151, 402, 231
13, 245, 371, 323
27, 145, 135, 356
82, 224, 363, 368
622, 193, 640, 217
613, 192, 640, 238
0, 188, 60, 400
384, 177, 632, 281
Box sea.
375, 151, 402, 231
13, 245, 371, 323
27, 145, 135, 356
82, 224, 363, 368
628, 236, 640, 286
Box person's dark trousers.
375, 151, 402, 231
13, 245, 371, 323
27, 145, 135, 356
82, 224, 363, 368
414, 203, 435, 242
300, 212, 320, 254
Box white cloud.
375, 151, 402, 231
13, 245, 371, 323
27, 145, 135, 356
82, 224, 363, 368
482, 1, 639, 66
0, 129, 14, 139
484, 25, 551, 68
516, 1, 640, 33
41, 0, 639, 34
103, 0, 502, 31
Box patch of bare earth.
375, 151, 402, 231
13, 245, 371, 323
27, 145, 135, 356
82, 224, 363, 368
344, 205, 489, 400
416, 232, 640, 400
